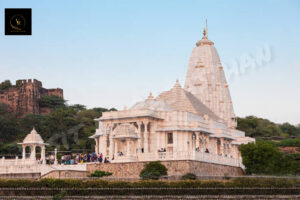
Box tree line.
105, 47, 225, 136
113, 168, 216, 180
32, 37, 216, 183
0, 95, 116, 156
0, 95, 299, 175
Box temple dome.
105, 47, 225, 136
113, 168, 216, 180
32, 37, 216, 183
22, 128, 45, 144
130, 94, 173, 112
157, 80, 220, 121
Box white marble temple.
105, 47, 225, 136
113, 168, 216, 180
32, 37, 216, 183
90, 29, 255, 167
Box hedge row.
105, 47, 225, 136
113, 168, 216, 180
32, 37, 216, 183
0, 178, 299, 189
0, 188, 300, 196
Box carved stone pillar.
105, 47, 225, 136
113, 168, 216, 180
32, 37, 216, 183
103, 134, 108, 155
41, 145, 46, 165
196, 132, 200, 150
137, 122, 142, 153
22, 145, 26, 160
114, 141, 118, 156
54, 148, 58, 165
31, 145, 36, 160
95, 138, 99, 155
144, 122, 149, 153
127, 140, 131, 156
109, 128, 114, 158
206, 135, 209, 150
220, 138, 224, 156
201, 138, 206, 152
228, 143, 232, 157
173, 131, 178, 152
156, 131, 160, 151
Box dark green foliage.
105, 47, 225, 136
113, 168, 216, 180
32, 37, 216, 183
0, 80, 12, 90
0, 187, 300, 196
70, 104, 86, 112
0, 178, 299, 196
279, 123, 300, 136
240, 140, 299, 175
0, 112, 19, 143
15, 80, 22, 88
277, 138, 300, 147
39, 95, 66, 109
89, 170, 113, 177
140, 161, 168, 180
237, 116, 300, 137
0, 178, 299, 197
181, 173, 197, 180
237, 116, 283, 137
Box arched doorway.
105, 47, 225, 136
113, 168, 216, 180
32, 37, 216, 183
25, 146, 31, 158
36, 146, 41, 159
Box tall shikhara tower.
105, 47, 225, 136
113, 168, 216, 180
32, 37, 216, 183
184, 28, 236, 128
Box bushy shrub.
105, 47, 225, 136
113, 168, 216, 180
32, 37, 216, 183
181, 173, 197, 180
0, 178, 299, 190
140, 161, 167, 180
277, 138, 300, 147
0, 80, 12, 91
89, 170, 112, 177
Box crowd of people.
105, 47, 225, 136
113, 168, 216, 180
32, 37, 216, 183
60, 152, 111, 165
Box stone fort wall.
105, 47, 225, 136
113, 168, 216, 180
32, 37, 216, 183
0, 79, 63, 117
87, 160, 244, 178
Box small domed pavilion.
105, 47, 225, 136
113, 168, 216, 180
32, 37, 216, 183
18, 128, 48, 164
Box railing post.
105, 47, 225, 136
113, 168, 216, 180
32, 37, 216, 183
15, 156, 18, 165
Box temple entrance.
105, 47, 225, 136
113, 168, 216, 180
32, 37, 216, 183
112, 123, 139, 162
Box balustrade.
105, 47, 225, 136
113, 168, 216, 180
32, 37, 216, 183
136, 151, 241, 167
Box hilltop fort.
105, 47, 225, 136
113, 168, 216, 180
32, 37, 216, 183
0, 79, 63, 117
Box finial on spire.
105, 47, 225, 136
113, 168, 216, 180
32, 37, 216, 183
202, 19, 208, 39
203, 28, 207, 37
174, 79, 181, 88
147, 92, 154, 99
206, 18, 208, 38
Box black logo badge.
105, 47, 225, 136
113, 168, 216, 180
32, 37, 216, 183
5, 8, 32, 35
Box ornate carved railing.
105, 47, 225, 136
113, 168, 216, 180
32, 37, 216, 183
137, 151, 243, 168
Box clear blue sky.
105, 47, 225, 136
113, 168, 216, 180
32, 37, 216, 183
0, 0, 299, 124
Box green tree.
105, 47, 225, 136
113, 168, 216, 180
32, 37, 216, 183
39, 95, 66, 109
140, 161, 168, 180
16, 80, 23, 88
70, 104, 86, 112
237, 116, 283, 137
279, 123, 298, 136
0, 80, 12, 90
240, 141, 295, 175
